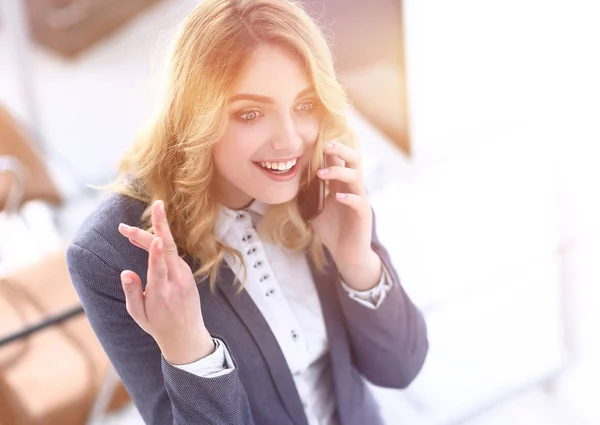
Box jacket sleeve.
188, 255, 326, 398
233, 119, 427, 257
66, 242, 255, 425
336, 211, 429, 389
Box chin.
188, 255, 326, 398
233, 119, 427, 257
253, 183, 299, 205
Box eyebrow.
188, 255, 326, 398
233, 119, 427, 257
229, 86, 315, 104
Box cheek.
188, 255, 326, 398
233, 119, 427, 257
212, 138, 231, 169
215, 126, 258, 165
297, 116, 321, 145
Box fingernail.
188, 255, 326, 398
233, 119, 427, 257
325, 142, 334, 149
121, 273, 133, 284
157, 200, 165, 216
318, 168, 330, 175
118, 223, 130, 231
157, 238, 163, 251
336, 192, 347, 199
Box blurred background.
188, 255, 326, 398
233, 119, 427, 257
1, 0, 599, 424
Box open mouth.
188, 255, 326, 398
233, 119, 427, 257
255, 158, 298, 176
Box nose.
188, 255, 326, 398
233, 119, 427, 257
270, 113, 303, 151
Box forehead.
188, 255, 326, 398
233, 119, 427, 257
231, 43, 311, 97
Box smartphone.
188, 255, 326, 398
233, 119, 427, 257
298, 154, 326, 224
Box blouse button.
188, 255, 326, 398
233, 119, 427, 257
259, 274, 270, 283
246, 247, 257, 255
291, 330, 299, 341
253, 260, 263, 268
265, 288, 276, 297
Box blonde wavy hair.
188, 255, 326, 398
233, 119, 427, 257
101, 0, 355, 289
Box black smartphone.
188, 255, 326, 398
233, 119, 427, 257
298, 154, 326, 224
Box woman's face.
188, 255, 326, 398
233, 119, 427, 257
212, 43, 322, 209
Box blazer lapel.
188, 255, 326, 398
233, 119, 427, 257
307, 252, 353, 425
215, 264, 309, 425
307, 252, 347, 354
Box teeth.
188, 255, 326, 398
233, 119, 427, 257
259, 158, 297, 171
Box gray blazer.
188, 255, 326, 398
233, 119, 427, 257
66, 192, 428, 425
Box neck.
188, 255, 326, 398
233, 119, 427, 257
213, 175, 254, 209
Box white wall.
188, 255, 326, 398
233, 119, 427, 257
403, 3, 600, 421
403, 0, 600, 166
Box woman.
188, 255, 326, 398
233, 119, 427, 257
66, 0, 428, 424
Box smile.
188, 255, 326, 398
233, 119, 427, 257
253, 157, 300, 181
258, 158, 298, 171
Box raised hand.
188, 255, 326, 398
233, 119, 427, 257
117, 200, 214, 365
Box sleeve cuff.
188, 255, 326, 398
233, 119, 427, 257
169, 338, 236, 378
340, 262, 393, 309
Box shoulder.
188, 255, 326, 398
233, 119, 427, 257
66, 192, 149, 275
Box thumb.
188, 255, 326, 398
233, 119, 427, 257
121, 270, 148, 326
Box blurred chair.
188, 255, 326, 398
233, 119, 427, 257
0, 104, 130, 425
0, 104, 62, 273
0, 251, 130, 425
0, 105, 62, 211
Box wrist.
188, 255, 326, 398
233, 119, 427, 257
335, 250, 382, 292
159, 328, 215, 366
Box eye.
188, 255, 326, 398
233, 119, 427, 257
239, 110, 262, 122
295, 102, 314, 113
